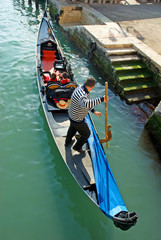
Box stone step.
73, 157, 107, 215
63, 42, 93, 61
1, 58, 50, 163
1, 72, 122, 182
118, 70, 152, 82
101, 41, 132, 49
119, 77, 151, 85
125, 91, 161, 104
113, 61, 147, 71
122, 81, 157, 94
109, 54, 141, 63
107, 47, 136, 56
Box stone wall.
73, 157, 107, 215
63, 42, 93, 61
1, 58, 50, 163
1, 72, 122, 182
59, 6, 82, 24
58, 6, 106, 25
80, 7, 106, 25
134, 44, 161, 91
49, 0, 106, 25
145, 102, 161, 158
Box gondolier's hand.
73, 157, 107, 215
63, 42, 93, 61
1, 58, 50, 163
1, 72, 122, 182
94, 111, 102, 117
103, 95, 109, 103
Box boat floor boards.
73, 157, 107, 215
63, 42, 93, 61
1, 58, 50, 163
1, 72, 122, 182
53, 112, 95, 188
55, 136, 95, 187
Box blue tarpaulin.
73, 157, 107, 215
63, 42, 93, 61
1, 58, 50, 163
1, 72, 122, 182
86, 115, 127, 218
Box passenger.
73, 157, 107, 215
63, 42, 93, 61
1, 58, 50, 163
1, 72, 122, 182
55, 70, 62, 81
43, 72, 57, 84
43, 73, 50, 83
50, 73, 58, 83
49, 67, 62, 81
60, 72, 70, 85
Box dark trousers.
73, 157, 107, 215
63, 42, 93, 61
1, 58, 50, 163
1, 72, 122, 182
66, 121, 90, 149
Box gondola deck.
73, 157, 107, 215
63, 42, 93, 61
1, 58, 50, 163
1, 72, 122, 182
56, 136, 95, 186
51, 111, 95, 187
44, 109, 96, 190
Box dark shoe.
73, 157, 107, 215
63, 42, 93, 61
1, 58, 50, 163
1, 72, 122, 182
73, 145, 86, 153
65, 139, 75, 146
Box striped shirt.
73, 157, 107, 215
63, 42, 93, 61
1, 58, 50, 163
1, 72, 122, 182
68, 84, 104, 123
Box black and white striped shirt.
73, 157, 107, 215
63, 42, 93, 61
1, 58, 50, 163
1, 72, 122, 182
68, 84, 104, 123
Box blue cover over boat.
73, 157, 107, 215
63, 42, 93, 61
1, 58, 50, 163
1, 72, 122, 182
86, 115, 127, 218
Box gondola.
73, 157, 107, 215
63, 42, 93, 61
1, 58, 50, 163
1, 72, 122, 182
36, 11, 138, 230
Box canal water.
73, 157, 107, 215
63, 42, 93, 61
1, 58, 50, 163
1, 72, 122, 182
1, 0, 161, 239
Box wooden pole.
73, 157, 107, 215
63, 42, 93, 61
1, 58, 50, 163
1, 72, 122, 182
35, 0, 39, 9
100, 82, 112, 146
105, 82, 108, 147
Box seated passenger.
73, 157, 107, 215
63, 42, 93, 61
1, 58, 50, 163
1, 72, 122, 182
60, 72, 70, 85
55, 70, 62, 81
43, 72, 57, 83
50, 73, 58, 83
49, 67, 62, 81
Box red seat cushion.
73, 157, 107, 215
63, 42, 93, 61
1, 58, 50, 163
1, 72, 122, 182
42, 50, 57, 71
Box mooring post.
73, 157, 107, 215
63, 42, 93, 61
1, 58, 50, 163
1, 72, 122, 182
35, 0, 39, 9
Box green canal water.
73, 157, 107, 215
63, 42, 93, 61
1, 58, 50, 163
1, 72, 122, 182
1, 0, 161, 239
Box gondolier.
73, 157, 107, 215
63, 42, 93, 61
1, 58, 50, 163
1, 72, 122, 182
65, 77, 108, 152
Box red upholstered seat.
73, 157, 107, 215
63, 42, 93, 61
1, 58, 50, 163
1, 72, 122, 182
42, 50, 57, 71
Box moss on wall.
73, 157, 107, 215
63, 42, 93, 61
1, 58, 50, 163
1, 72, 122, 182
49, 2, 58, 18
145, 112, 161, 157
145, 114, 161, 136
142, 56, 161, 91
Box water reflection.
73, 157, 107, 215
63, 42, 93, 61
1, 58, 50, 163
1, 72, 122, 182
139, 129, 161, 169
13, 0, 48, 19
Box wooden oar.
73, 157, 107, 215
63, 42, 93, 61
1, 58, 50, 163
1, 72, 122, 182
100, 82, 112, 147
105, 82, 108, 147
